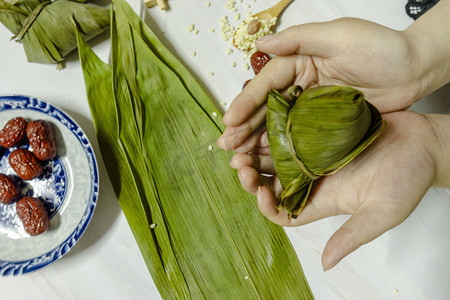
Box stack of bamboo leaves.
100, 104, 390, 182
0, 0, 109, 68
76, 0, 314, 299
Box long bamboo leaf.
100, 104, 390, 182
77, 1, 314, 298
76, 17, 190, 299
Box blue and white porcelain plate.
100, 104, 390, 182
0, 95, 99, 276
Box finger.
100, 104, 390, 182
230, 153, 276, 174
237, 166, 274, 194
257, 131, 268, 148
234, 124, 266, 153
257, 185, 292, 226
217, 105, 267, 150
321, 207, 402, 271
252, 129, 270, 155
252, 146, 270, 155
222, 56, 297, 127
256, 22, 342, 57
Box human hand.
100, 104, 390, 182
217, 18, 424, 152
230, 111, 441, 270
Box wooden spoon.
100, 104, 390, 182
233, 0, 294, 49
253, 0, 294, 22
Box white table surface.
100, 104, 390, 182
0, 0, 449, 299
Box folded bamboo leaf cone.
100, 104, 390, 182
267, 85, 385, 218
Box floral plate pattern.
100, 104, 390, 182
0, 95, 98, 276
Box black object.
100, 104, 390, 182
406, 0, 440, 20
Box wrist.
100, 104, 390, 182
424, 114, 450, 188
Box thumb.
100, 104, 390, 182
321, 208, 400, 271
255, 20, 345, 57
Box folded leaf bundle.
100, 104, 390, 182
0, 0, 109, 68
75, 0, 314, 299
267, 85, 384, 218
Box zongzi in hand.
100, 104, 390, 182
267, 85, 384, 218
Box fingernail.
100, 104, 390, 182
216, 136, 225, 149
237, 168, 244, 181
259, 131, 268, 147
256, 35, 274, 46
322, 249, 342, 272
229, 156, 235, 167
257, 186, 263, 201
323, 259, 340, 272
222, 112, 230, 125
322, 228, 357, 271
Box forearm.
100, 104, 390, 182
425, 114, 450, 188
404, 0, 450, 99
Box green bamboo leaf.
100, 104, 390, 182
76, 17, 191, 299
289, 86, 371, 172
11, 0, 50, 40
77, 1, 314, 299
110, 10, 192, 299
117, 0, 224, 133
266, 89, 313, 214
0, 0, 35, 33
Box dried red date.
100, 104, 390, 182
0, 117, 28, 148
9, 148, 42, 180
27, 120, 57, 161
0, 174, 20, 204
250, 51, 271, 75
16, 196, 49, 236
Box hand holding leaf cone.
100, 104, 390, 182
0, 0, 109, 68
267, 85, 385, 218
